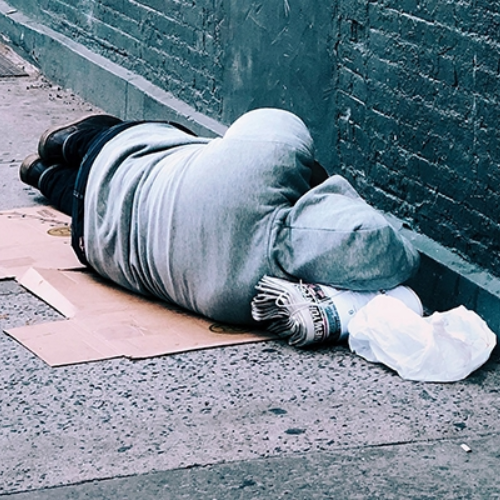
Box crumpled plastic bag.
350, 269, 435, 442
348, 295, 497, 382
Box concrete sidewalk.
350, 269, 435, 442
1, 43, 500, 499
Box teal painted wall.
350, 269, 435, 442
6, 0, 500, 278
220, 1, 338, 168
7, 0, 340, 167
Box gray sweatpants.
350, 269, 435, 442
84, 108, 419, 324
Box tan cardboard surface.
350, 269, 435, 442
1, 207, 269, 366
0, 206, 82, 277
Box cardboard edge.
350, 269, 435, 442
18, 267, 77, 318
5, 318, 122, 367
0, 267, 15, 280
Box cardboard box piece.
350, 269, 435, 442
0, 207, 269, 366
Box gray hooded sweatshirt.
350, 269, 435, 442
84, 108, 419, 324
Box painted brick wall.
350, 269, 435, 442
336, 0, 500, 276
6, 0, 500, 277
19, 0, 225, 117
219, 0, 338, 168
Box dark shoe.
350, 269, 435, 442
19, 154, 49, 188
38, 114, 122, 163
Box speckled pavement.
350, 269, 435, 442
1, 44, 500, 499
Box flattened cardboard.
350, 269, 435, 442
1, 207, 269, 366
0, 206, 82, 277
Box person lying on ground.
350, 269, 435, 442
19, 108, 419, 326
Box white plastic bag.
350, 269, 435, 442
348, 296, 497, 382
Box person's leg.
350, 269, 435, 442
17, 152, 80, 216
38, 165, 79, 215
62, 118, 125, 167
20, 115, 124, 214
38, 114, 123, 167
39, 115, 196, 168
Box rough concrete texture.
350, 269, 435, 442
5, 435, 500, 499
0, 0, 226, 138
1, 45, 500, 499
